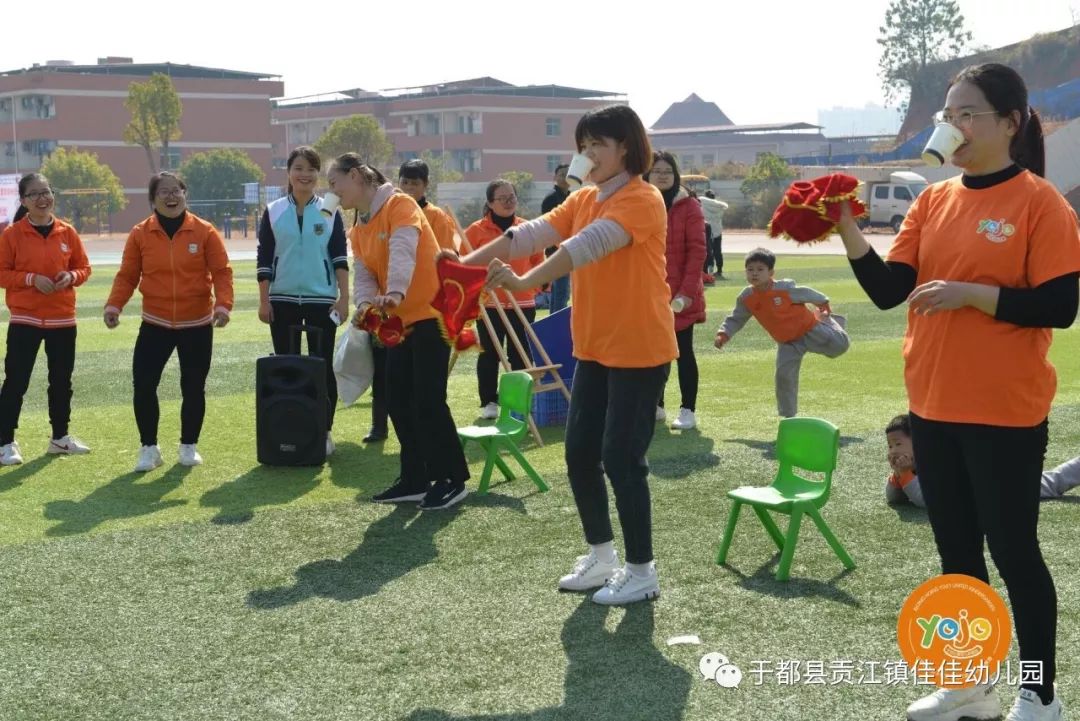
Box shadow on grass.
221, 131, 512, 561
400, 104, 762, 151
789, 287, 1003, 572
650, 427, 719, 479
43, 465, 192, 536
724, 435, 865, 461
200, 463, 322, 524
0, 454, 60, 493
891, 503, 930, 524
719, 554, 860, 608
246, 504, 458, 609
406, 601, 692, 721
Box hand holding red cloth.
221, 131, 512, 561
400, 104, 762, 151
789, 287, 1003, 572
431, 257, 489, 350
767, 173, 867, 244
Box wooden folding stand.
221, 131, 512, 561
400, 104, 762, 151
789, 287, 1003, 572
445, 210, 572, 447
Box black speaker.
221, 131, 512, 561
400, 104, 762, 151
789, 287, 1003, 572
256, 325, 328, 466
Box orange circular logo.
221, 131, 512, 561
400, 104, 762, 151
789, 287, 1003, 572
897, 574, 1011, 688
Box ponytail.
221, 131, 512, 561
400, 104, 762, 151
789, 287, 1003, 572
1012, 107, 1045, 178
13, 205, 28, 222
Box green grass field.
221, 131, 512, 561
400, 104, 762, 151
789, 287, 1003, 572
1, 256, 1077, 721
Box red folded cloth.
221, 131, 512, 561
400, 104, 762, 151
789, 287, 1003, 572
359, 306, 407, 348
432, 257, 489, 350
767, 173, 867, 244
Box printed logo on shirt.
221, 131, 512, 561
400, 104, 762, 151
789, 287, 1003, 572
773, 297, 783, 306
59, 242, 69, 252
378, 232, 388, 241
188, 243, 198, 254
976, 219, 1015, 244
314, 222, 325, 236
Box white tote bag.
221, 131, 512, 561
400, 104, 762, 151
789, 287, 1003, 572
332, 326, 374, 406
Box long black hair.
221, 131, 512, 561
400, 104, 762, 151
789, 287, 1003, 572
15, 172, 50, 222
951, 63, 1045, 177
645, 150, 681, 210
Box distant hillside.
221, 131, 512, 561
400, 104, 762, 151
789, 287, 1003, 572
899, 24, 1080, 139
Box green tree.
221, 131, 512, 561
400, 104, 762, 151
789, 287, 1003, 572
41, 147, 127, 233
123, 73, 183, 173
179, 149, 264, 201
739, 153, 796, 229
878, 0, 972, 111
416, 151, 463, 205
313, 115, 394, 169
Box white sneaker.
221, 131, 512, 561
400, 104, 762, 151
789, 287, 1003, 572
0, 441, 23, 466
557, 551, 620, 592
592, 564, 660, 606
134, 445, 163, 473
325, 432, 335, 457
906, 683, 1000, 721
480, 402, 499, 420
1006, 688, 1062, 721
655, 406, 666, 422
670, 408, 696, 430
47, 435, 91, 455
178, 443, 203, 467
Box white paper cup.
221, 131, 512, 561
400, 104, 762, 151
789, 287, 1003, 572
566, 153, 595, 188
671, 297, 687, 313
321, 192, 341, 217
921, 123, 965, 167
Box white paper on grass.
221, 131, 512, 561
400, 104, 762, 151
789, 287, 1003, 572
333, 326, 374, 406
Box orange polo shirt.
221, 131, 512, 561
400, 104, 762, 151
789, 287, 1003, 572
741, 284, 819, 344
888, 171, 1080, 427
544, 176, 677, 368
465, 215, 543, 308
349, 192, 439, 328
423, 203, 458, 252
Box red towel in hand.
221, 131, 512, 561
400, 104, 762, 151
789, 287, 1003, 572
767, 173, 867, 244
431, 257, 489, 351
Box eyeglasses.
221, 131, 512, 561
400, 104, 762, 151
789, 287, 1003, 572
23, 189, 53, 201
493, 195, 517, 204
650, 170, 674, 177
156, 188, 185, 198
933, 110, 999, 129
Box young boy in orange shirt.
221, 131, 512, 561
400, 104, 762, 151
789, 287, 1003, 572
885, 413, 1080, 507
714, 248, 849, 417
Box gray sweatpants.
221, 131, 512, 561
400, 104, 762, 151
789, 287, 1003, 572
775, 315, 850, 417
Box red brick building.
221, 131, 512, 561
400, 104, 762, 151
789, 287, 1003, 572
271, 78, 623, 183
0, 59, 283, 230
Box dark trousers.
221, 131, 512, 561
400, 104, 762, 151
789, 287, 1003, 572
387, 319, 469, 489
269, 302, 338, 429
565, 360, 666, 564
658, 325, 698, 412
476, 306, 536, 406
703, 225, 715, 274
712, 231, 723, 275
132, 322, 213, 446
370, 344, 388, 432
910, 412, 1056, 698
0, 324, 76, 444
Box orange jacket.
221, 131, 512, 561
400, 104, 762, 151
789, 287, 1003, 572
0, 217, 91, 328
465, 215, 543, 308
106, 213, 234, 329
422, 203, 459, 252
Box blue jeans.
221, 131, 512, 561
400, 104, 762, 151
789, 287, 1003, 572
549, 275, 570, 312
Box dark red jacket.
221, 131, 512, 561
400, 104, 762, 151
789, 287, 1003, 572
665, 189, 707, 331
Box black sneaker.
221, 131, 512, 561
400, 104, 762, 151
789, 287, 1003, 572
363, 427, 388, 443
419, 479, 468, 510
372, 478, 429, 504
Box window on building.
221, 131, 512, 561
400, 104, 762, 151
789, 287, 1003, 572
681, 155, 694, 169
546, 118, 561, 137
272, 157, 288, 170
701, 154, 715, 167
424, 114, 440, 136
452, 149, 481, 173
160, 148, 182, 170
546, 155, 564, 174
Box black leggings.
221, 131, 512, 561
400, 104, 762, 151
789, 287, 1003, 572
565, 360, 666, 564
133, 322, 213, 446
910, 412, 1056, 700
269, 302, 338, 429
0, 324, 76, 444
658, 325, 698, 412
476, 306, 536, 406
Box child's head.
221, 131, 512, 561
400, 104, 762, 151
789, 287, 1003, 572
744, 247, 775, 289
885, 414, 914, 473
397, 159, 430, 201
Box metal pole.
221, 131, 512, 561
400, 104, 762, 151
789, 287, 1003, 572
11, 96, 19, 175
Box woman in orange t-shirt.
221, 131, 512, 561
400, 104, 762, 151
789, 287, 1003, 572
448, 105, 677, 606
327, 154, 469, 512
464, 179, 543, 419
839, 64, 1080, 720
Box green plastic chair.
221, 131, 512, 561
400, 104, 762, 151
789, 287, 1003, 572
457, 371, 549, 495
716, 417, 855, 581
